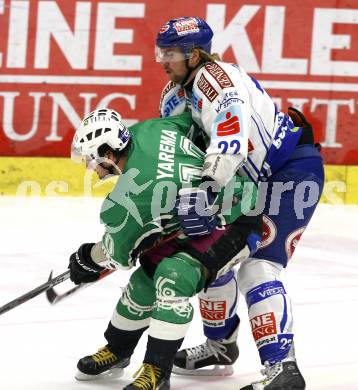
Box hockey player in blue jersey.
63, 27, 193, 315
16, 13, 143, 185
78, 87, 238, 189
155, 16, 324, 390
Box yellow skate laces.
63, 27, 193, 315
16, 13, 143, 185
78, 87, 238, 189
92, 346, 118, 367
131, 363, 162, 389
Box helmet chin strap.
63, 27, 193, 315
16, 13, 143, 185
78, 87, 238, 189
98, 154, 122, 176
107, 155, 121, 176
180, 60, 193, 86
180, 57, 203, 86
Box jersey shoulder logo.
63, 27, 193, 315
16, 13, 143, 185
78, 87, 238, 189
197, 73, 218, 102
159, 81, 176, 109
205, 62, 234, 89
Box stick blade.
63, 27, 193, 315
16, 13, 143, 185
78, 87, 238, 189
46, 271, 59, 305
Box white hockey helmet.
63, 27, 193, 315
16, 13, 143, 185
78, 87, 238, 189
71, 108, 130, 162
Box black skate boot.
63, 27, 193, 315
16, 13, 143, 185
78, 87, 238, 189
240, 360, 306, 390
76, 346, 130, 381
172, 322, 239, 376
123, 363, 170, 390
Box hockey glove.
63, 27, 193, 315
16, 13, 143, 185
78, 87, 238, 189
68, 243, 105, 285
175, 181, 218, 237
288, 107, 314, 144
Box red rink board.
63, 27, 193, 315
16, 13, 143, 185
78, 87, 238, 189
0, 0, 357, 164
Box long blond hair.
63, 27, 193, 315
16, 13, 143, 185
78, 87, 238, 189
197, 48, 221, 63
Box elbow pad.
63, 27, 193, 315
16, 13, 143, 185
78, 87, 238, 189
202, 153, 244, 188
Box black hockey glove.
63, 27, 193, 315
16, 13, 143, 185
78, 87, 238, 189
68, 243, 105, 285
288, 107, 314, 144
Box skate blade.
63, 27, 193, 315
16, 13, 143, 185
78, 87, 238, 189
75, 367, 125, 381
172, 364, 234, 377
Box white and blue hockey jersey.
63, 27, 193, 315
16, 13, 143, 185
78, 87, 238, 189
159, 61, 302, 186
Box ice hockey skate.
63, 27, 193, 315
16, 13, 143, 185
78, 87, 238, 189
123, 363, 170, 390
240, 359, 306, 390
172, 322, 239, 376
75, 346, 130, 381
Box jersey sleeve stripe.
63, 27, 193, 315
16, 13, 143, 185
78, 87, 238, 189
251, 116, 269, 152
254, 109, 274, 142
241, 164, 257, 183
247, 156, 260, 176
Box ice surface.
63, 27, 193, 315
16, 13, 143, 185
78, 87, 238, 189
0, 197, 357, 390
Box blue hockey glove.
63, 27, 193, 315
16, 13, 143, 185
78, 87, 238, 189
246, 232, 262, 256
175, 183, 218, 237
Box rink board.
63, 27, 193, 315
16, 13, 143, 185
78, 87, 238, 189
0, 157, 356, 204
1, 1, 358, 166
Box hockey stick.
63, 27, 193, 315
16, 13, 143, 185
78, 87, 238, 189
46, 268, 114, 305
0, 270, 71, 316
46, 229, 182, 305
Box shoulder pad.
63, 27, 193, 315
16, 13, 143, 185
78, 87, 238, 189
203, 61, 235, 89
159, 81, 176, 113
159, 82, 186, 117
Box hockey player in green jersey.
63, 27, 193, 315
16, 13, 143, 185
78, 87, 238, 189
68, 108, 262, 390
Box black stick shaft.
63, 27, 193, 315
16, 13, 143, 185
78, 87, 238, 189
0, 270, 70, 316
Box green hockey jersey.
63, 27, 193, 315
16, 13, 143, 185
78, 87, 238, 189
100, 112, 257, 269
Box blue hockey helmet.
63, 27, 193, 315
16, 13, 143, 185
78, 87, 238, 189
155, 17, 213, 62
